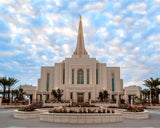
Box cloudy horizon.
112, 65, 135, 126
0, 0, 160, 89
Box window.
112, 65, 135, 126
47, 73, 49, 91
70, 92, 73, 100
112, 73, 114, 91
72, 69, 74, 84
87, 69, 89, 84
77, 69, 84, 84
88, 92, 91, 100
63, 69, 65, 84
96, 69, 98, 84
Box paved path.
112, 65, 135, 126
0, 109, 160, 128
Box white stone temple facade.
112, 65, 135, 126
36, 16, 138, 103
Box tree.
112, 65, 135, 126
0, 77, 8, 102
18, 88, 25, 101
51, 88, 63, 102
52, 90, 58, 100
103, 90, 109, 101
98, 90, 108, 102
141, 89, 150, 103
12, 89, 19, 100
12, 88, 25, 102
143, 77, 160, 104
7, 78, 18, 100
98, 91, 104, 102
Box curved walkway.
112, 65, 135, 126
0, 109, 160, 128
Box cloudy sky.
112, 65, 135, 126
0, 0, 160, 89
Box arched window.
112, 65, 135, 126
77, 69, 84, 84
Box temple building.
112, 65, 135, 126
36, 16, 140, 103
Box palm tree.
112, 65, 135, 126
18, 88, 25, 101
12, 89, 19, 102
153, 78, 160, 104
0, 77, 8, 102
51, 89, 58, 101
57, 89, 63, 101
7, 78, 18, 101
141, 89, 150, 103
103, 90, 109, 102
98, 90, 109, 102
98, 91, 104, 102
144, 77, 160, 104
51, 88, 63, 102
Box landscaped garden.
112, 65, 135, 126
49, 107, 115, 113
126, 106, 144, 112
18, 105, 54, 112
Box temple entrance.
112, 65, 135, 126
77, 93, 84, 103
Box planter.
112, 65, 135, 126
63, 107, 99, 111
14, 109, 47, 119
123, 110, 149, 119
40, 112, 123, 124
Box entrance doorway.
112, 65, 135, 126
77, 93, 84, 103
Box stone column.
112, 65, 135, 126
0, 97, 2, 106
36, 94, 38, 103
131, 96, 133, 107
70, 99, 72, 105
10, 92, 12, 104
116, 94, 119, 106
125, 94, 128, 104
42, 95, 45, 105
89, 99, 91, 105
110, 91, 112, 102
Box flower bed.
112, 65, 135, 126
18, 105, 36, 112
18, 105, 54, 112
127, 106, 144, 112
65, 103, 97, 107
49, 107, 115, 114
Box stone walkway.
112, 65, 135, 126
0, 109, 160, 128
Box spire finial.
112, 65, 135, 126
80, 15, 82, 20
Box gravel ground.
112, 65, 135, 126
0, 109, 160, 128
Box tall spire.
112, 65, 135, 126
72, 15, 89, 58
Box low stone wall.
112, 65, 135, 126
40, 112, 123, 124
58, 107, 99, 111
14, 109, 47, 119
123, 110, 149, 119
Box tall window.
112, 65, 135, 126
77, 69, 84, 84
112, 73, 114, 91
87, 69, 89, 84
63, 69, 65, 84
96, 69, 98, 84
47, 73, 49, 91
72, 69, 74, 84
